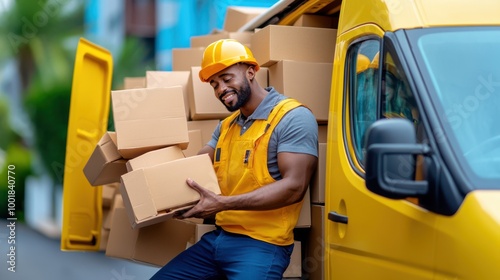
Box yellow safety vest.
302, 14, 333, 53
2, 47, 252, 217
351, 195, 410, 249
214, 98, 304, 245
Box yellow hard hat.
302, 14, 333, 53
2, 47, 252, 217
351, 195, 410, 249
368, 52, 379, 69
356, 54, 370, 73
384, 54, 399, 78
199, 39, 260, 82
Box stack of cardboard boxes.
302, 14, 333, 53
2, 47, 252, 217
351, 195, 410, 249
83, 6, 335, 280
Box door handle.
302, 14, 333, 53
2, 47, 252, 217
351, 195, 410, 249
328, 211, 348, 224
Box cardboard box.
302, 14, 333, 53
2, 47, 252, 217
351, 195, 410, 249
295, 187, 311, 228
251, 25, 337, 67
293, 14, 339, 28
305, 205, 325, 280
120, 153, 220, 228
103, 193, 124, 231
223, 6, 267, 32
269, 60, 332, 122
126, 146, 185, 172
187, 120, 220, 146
146, 71, 191, 120
102, 183, 119, 208
283, 241, 302, 278
190, 31, 253, 48
123, 77, 146, 89
111, 86, 189, 159
318, 124, 328, 143
188, 66, 232, 120
311, 143, 326, 204
105, 206, 215, 267
183, 130, 203, 157
99, 228, 110, 251
256, 67, 269, 87
83, 132, 128, 186
172, 47, 205, 71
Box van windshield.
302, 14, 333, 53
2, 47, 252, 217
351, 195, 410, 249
411, 27, 500, 185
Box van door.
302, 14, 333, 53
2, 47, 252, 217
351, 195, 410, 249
324, 24, 437, 279
60, 38, 113, 251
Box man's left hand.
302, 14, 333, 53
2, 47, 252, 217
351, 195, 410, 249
176, 178, 226, 219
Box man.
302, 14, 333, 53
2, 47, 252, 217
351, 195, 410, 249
150, 39, 318, 280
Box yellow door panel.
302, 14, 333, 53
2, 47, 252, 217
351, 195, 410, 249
434, 191, 500, 279
60, 38, 113, 251
325, 24, 437, 279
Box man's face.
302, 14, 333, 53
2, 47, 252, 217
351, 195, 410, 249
209, 64, 252, 112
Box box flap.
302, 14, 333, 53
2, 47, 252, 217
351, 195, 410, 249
120, 171, 158, 226
126, 145, 185, 172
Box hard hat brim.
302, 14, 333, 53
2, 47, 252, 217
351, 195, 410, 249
199, 60, 260, 82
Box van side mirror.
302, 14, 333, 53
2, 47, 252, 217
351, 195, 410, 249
364, 119, 430, 199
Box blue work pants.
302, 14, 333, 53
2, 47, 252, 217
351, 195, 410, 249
149, 227, 294, 280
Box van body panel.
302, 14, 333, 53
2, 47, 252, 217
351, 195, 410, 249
60, 38, 113, 251
338, 0, 500, 35
433, 191, 500, 279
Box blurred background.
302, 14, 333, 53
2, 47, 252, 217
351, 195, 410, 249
0, 0, 276, 278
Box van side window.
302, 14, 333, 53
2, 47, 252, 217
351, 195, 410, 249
349, 40, 380, 164
381, 52, 425, 142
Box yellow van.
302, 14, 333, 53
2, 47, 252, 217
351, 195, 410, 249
61, 0, 500, 278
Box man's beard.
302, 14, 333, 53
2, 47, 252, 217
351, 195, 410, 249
221, 78, 251, 112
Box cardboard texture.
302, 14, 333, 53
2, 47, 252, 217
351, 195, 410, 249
269, 60, 332, 122
103, 193, 124, 231
111, 86, 189, 159
172, 47, 205, 71
251, 25, 337, 67
256, 66, 269, 87
188, 66, 232, 120
145, 71, 191, 120
295, 187, 311, 228
123, 77, 146, 89
293, 14, 339, 28
190, 31, 253, 48
105, 207, 215, 267
311, 143, 327, 203
305, 205, 325, 280
99, 228, 110, 251
102, 183, 119, 208
318, 124, 328, 143
126, 146, 185, 172
187, 119, 220, 146
183, 130, 204, 157
120, 153, 220, 228
223, 6, 267, 32
83, 132, 128, 186
283, 241, 302, 278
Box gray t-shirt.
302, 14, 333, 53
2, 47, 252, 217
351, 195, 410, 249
207, 87, 318, 180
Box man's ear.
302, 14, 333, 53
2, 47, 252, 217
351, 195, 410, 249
246, 65, 256, 81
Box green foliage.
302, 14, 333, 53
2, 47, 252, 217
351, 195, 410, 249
112, 36, 156, 89
24, 79, 71, 183
0, 96, 13, 150
2, 0, 154, 185
0, 142, 32, 221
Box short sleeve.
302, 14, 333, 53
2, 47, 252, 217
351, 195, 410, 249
207, 122, 222, 149
275, 106, 318, 157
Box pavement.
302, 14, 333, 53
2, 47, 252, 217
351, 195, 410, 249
0, 220, 158, 280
